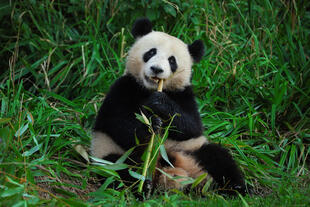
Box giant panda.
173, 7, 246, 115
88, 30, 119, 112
92, 18, 247, 196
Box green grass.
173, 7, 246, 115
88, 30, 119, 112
1, 0, 310, 206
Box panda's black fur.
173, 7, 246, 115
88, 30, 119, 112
92, 18, 247, 196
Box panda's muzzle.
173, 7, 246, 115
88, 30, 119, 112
151, 66, 164, 75
145, 66, 164, 84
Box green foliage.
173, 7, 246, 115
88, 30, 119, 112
0, 0, 310, 205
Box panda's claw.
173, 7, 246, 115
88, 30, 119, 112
151, 116, 162, 133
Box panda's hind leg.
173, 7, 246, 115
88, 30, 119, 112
192, 143, 247, 195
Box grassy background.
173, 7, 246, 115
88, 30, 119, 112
0, 0, 310, 206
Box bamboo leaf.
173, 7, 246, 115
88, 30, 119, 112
129, 170, 145, 181
73, 144, 90, 163
191, 173, 208, 188
116, 147, 134, 164
159, 145, 174, 168
91, 156, 113, 165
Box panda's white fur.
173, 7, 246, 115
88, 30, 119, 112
125, 31, 192, 91
165, 136, 208, 152
91, 131, 124, 158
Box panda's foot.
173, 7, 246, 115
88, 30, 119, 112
217, 183, 250, 196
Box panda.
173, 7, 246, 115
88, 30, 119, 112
91, 18, 247, 196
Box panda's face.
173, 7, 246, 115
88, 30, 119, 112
126, 32, 193, 90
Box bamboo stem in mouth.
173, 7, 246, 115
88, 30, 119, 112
157, 79, 163, 92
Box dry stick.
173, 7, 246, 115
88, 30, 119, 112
138, 79, 164, 193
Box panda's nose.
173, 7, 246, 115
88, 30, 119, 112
151, 66, 164, 75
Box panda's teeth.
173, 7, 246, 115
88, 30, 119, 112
151, 77, 159, 83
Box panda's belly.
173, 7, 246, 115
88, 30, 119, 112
154, 149, 211, 190
164, 135, 208, 152
154, 136, 211, 190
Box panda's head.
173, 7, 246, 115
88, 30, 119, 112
125, 18, 204, 91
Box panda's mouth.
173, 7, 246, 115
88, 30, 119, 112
144, 75, 161, 84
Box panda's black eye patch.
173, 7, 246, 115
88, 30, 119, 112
143, 48, 157, 62
168, 56, 177, 72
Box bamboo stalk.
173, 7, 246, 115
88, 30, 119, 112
138, 79, 164, 193
138, 132, 155, 193
157, 79, 163, 92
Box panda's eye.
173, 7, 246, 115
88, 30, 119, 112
143, 48, 157, 62
168, 56, 177, 73
169, 56, 176, 64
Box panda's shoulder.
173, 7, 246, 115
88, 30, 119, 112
110, 75, 139, 89
107, 75, 141, 94
105, 74, 150, 104
166, 85, 195, 99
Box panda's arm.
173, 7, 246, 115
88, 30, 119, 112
94, 75, 153, 150
144, 87, 203, 141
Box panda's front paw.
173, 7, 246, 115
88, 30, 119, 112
145, 92, 170, 117
147, 92, 166, 105
151, 116, 162, 133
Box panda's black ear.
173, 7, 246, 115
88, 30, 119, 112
131, 18, 153, 39
188, 40, 205, 63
